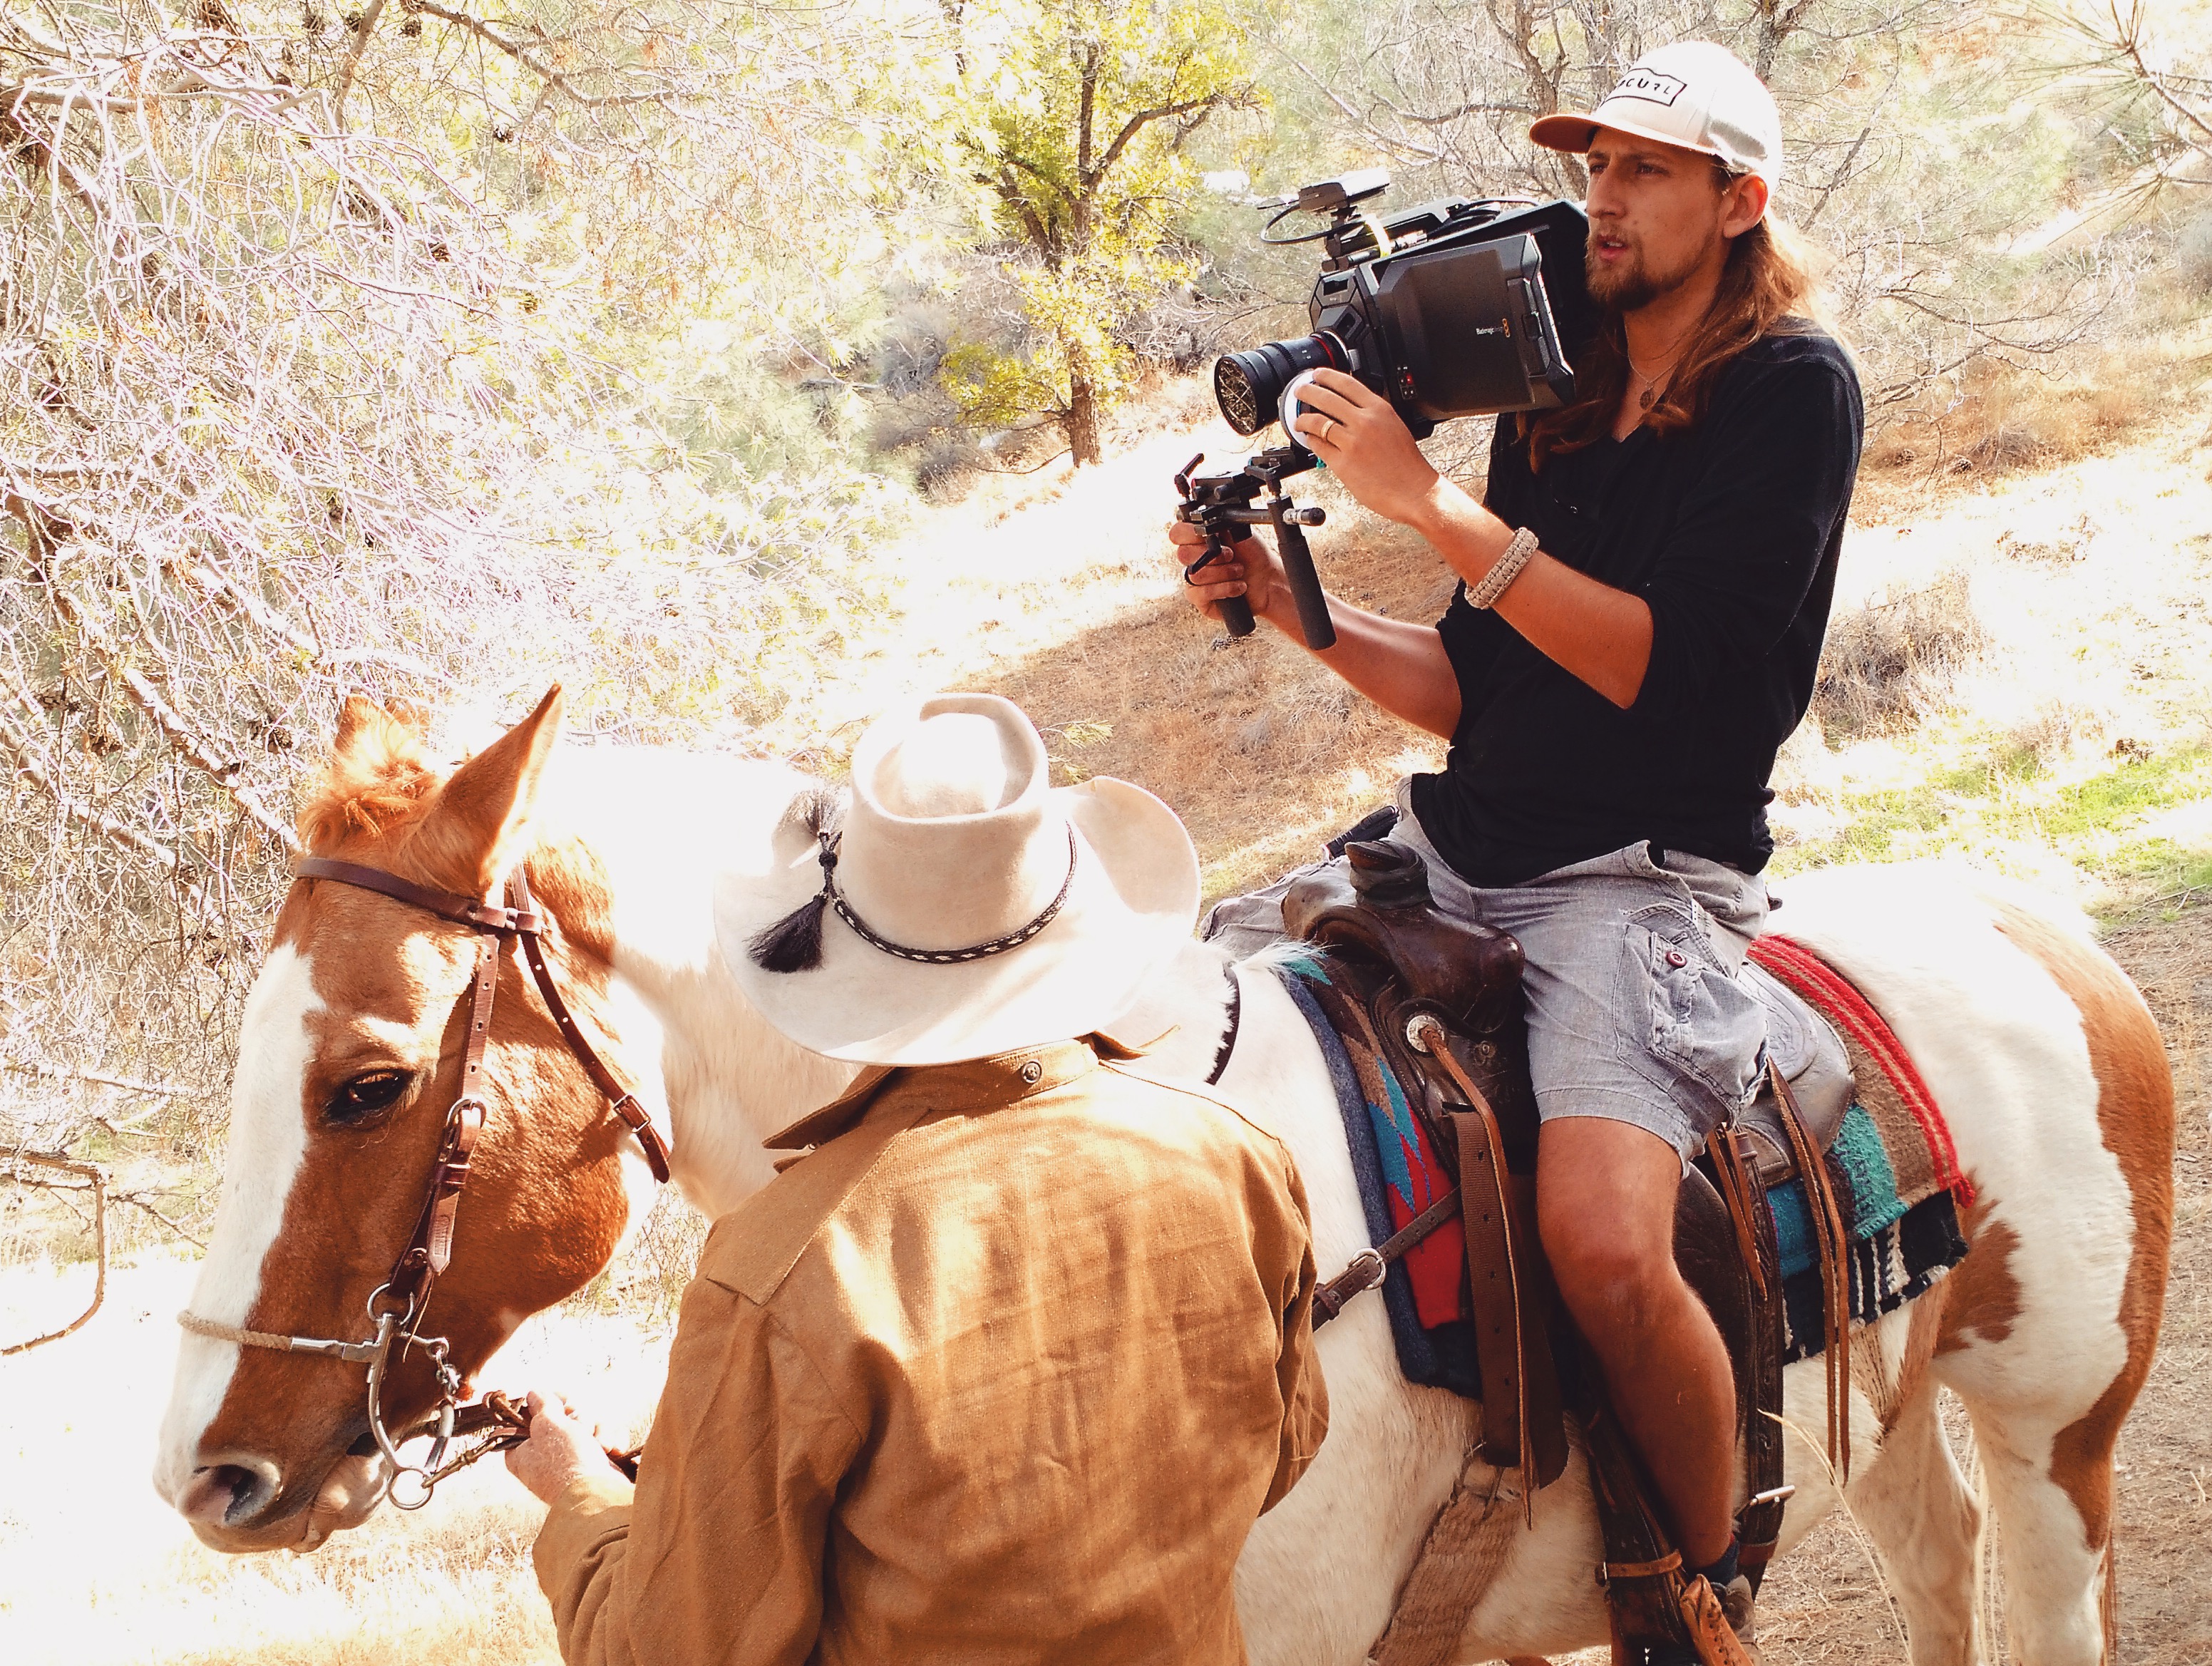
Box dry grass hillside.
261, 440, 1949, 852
6, 349, 2212, 1662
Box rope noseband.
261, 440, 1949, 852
178, 858, 672, 1509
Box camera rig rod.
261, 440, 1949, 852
1172, 448, 1337, 651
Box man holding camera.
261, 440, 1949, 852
1173, 41, 1861, 1659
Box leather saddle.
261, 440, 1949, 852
1284, 838, 1858, 1656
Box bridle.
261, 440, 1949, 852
178, 857, 672, 1510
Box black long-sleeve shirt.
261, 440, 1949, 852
1408, 329, 1863, 887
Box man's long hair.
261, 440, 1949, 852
1520, 182, 1829, 471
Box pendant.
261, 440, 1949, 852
1640, 386, 1657, 409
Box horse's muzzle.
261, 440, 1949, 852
176, 1454, 281, 1528
174, 1449, 389, 1552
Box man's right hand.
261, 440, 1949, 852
1167, 520, 1290, 629
1166, 510, 1464, 740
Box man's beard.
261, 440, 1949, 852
1584, 235, 1703, 313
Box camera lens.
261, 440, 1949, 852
1212, 335, 1345, 437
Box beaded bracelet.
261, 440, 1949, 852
1468, 525, 1540, 609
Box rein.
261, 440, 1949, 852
178, 857, 672, 1511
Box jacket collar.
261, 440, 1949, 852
763, 1039, 1102, 1151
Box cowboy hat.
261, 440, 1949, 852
714, 694, 1200, 1066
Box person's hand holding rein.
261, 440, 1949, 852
1285, 369, 1451, 529
506, 1388, 624, 1503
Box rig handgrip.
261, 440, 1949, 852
1275, 518, 1337, 649
1185, 530, 1255, 638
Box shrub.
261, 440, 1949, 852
1814, 569, 1987, 738
2181, 211, 2212, 297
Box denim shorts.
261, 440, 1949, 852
1383, 786, 1770, 1164
1206, 782, 1771, 1165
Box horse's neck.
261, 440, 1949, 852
1103, 938, 1242, 1080
546, 747, 859, 1218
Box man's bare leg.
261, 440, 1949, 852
1538, 1116, 1736, 1567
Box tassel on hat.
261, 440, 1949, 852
749, 790, 843, 974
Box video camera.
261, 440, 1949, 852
1178, 170, 1596, 648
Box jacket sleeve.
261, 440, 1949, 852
533, 1285, 864, 1666
1630, 354, 1862, 715
1260, 1151, 1329, 1513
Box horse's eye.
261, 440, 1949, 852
326, 1070, 411, 1126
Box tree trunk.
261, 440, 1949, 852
1065, 368, 1104, 468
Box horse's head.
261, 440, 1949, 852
153, 687, 659, 1551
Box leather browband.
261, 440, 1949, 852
294, 857, 545, 935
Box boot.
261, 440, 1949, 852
1641, 1573, 1758, 1665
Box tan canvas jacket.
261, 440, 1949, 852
533, 1038, 1327, 1665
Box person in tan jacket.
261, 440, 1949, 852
506, 693, 1327, 1665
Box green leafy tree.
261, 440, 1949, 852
944, 0, 1261, 466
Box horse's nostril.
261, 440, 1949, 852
179, 1457, 282, 1526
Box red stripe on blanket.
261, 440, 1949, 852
1748, 934, 1975, 1209
1389, 1110, 1468, 1331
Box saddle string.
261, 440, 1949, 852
1769, 1056, 1852, 1484
1411, 1013, 1544, 1523
177, 858, 672, 1508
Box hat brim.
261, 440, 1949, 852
1530, 112, 1769, 183
1528, 111, 1605, 154
715, 776, 1200, 1066
1532, 110, 1740, 163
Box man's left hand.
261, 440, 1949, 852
1291, 369, 1443, 528
505, 1388, 622, 1503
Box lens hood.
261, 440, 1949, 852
1213, 334, 1348, 437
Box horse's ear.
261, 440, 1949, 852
331, 694, 389, 761
384, 696, 436, 738
407, 686, 565, 897
332, 694, 432, 762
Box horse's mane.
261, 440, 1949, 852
297, 699, 448, 850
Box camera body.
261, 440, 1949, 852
1213, 173, 1598, 441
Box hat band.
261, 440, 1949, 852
831, 824, 1079, 966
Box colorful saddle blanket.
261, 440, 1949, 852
1750, 933, 1972, 1362
1276, 936, 1972, 1394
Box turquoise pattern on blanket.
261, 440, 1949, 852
1769, 1101, 1909, 1280
1275, 949, 1426, 1215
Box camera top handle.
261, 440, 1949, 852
1173, 448, 1335, 651
1256, 169, 1394, 272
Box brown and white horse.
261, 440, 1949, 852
153, 691, 2171, 1666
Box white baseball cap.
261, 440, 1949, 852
1531, 41, 1782, 192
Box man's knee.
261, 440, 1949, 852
1535, 1113, 1685, 1330
1543, 1223, 1683, 1335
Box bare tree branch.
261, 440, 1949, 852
0, 1151, 107, 1356
48, 581, 300, 853
332, 0, 389, 130
0, 687, 223, 924
1, 1058, 194, 1096
110, 1187, 206, 1249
